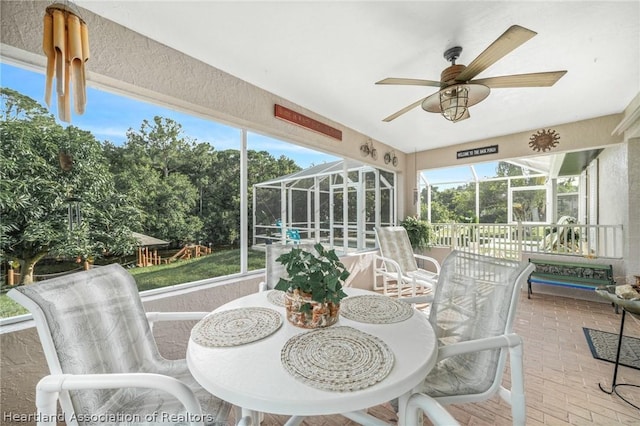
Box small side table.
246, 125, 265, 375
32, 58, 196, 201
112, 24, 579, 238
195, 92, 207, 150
595, 286, 640, 409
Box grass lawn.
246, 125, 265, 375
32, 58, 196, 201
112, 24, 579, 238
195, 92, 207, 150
1, 248, 266, 319
131, 249, 265, 291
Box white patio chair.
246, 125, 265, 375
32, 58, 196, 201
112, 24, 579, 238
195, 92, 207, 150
374, 226, 441, 298
258, 242, 317, 292
8, 264, 250, 426
400, 251, 535, 426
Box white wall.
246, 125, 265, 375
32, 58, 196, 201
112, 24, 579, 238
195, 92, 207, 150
598, 145, 629, 227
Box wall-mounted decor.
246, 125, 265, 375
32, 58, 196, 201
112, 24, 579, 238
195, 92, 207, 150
43, 2, 90, 123
360, 139, 378, 160
274, 104, 342, 141
456, 144, 498, 159
384, 151, 398, 167
529, 129, 560, 152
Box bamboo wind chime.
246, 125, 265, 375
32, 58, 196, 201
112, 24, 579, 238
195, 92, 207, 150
43, 3, 89, 123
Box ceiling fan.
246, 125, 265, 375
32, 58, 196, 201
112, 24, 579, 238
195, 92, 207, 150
376, 25, 567, 123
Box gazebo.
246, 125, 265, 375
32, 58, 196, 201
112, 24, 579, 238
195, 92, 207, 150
133, 232, 170, 267
252, 160, 396, 252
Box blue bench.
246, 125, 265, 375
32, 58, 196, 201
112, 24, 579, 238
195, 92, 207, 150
527, 258, 615, 299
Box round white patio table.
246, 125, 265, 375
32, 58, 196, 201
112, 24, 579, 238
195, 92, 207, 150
187, 288, 437, 424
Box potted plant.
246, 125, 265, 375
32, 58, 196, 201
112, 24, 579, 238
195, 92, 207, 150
274, 243, 349, 328
400, 216, 433, 250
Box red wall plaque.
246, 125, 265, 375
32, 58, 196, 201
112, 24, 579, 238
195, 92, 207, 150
274, 104, 342, 141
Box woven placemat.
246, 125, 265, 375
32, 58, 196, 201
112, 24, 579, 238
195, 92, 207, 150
267, 289, 286, 307
281, 326, 394, 392
340, 295, 414, 324
191, 307, 282, 347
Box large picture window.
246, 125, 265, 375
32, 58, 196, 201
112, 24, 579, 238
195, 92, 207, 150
0, 61, 335, 318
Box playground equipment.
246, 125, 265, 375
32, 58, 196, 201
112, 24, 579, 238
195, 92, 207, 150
136, 244, 212, 267
166, 244, 212, 262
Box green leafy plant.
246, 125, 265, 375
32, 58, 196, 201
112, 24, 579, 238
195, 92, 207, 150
400, 216, 433, 249
274, 243, 349, 312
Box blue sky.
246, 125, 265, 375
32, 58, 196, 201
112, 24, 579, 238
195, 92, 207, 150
1, 62, 337, 169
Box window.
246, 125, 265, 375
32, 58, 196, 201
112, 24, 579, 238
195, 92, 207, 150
557, 176, 579, 219
510, 187, 547, 223
0, 61, 337, 319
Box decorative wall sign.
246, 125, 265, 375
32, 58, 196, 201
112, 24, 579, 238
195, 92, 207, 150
274, 104, 342, 141
529, 129, 560, 152
456, 144, 498, 159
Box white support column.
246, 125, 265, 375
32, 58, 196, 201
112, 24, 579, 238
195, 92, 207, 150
475, 181, 480, 223
252, 185, 256, 246
427, 181, 432, 223
307, 187, 312, 240
314, 176, 321, 243
281, 181, 287, 244
507, 178, 513, 223
329, 182, 335, 248
287, 187, 293, 230
375, 168, 381, 233
357, 169, 365, 249
579, 171, 587, 224
343, 161, 349, 252
240, 129, 248, 273
548, 178, 557, 224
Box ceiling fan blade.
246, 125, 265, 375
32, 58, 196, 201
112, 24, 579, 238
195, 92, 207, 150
382, 97, 428, 122
376, 77, 441, 87
472, 71, 567, 88
456, 25, 537, 82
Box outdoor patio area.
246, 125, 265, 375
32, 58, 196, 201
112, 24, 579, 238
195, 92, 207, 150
1, 2, 638, 425
236, 291, 640, 425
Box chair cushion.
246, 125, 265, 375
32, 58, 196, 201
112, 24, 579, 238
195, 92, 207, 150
416, 349, 497, 397
81, 359, 231, 425
407, 269, 438, 288
375, 226, 419, 273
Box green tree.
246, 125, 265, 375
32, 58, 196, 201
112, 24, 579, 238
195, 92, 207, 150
478, 180, 507, 223
108, 117, 204, 245
202, 149, 240, 246
0, 89, 140, 284
126, 116, 195, 178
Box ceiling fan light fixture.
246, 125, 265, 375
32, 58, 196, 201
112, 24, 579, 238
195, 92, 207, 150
440, 85, 469, 122
421, 83, 490, 122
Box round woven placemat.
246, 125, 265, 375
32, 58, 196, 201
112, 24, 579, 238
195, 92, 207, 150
267, 289, 286, 307
340, 295, 414, 324
191, 307, 282, 347
281, 326, 394, 392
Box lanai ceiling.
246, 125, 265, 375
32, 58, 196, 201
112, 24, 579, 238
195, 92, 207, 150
76, 1, 639, 154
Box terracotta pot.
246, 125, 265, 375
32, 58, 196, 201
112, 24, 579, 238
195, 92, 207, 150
284, 289, 340, 328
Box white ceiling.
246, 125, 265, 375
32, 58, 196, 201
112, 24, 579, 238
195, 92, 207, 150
76, 1, 640, 154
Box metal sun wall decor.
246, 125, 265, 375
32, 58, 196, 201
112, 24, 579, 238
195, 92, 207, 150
529, 129, 560, 152
43, 2, 90, 123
